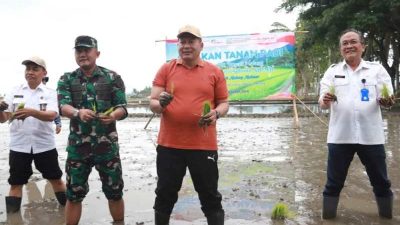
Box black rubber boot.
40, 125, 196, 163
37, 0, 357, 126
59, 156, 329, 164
206, 210, 224, 225
322, 196, 339, 219
376, 196, 393, 219
5, 196, 22, 213
155, 210, 170, 225
55, 192, 66, 206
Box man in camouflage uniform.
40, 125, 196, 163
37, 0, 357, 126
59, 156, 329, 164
57, 35, 128, 225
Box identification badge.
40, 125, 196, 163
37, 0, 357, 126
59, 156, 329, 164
39, 96, 47, 111
361, 88, 369, 101
39, 104, 47, 111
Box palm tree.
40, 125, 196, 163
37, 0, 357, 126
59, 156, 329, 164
269, 22, 291, 33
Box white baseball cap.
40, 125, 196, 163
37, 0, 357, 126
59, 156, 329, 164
22, 56, 47, 70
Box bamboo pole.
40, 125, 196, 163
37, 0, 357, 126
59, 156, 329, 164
292, 94, 328, 127
144, 113, 155, 130
292, 98, 300, 128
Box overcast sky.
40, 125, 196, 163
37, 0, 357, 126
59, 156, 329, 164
0, 0, 299, 95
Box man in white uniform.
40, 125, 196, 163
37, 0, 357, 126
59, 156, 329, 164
0, 56, 66, 213
319, 29, 395, 219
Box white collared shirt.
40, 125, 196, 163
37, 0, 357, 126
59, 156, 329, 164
4, 83, 58, 153
319, 60, 393, 145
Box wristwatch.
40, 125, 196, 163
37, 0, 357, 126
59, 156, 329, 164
72, 108, 79, 118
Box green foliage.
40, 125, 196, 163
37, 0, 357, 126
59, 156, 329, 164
287, 18, 341, 98
101, 107, 115, 116
202, 101, 211, 116
128, 86, 151, 99
269, 22, 292, 33
381, 84, 390, 99
279, 0, 400, 94
271, 202, 289, 220
17, 103, 25, 109
329, 85, 335, 95
91, 102, 97, 113
9, 103, 25, 123
329, 85, 338, 103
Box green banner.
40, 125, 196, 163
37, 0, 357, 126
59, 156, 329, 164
166, 32, 296, 100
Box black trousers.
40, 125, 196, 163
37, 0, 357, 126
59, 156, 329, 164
153, 145, 223, 216
323, 144, 392, 198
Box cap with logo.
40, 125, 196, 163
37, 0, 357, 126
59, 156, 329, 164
177, 25, 202, 38
22, 56, 47, 71
74, 35, 98, 48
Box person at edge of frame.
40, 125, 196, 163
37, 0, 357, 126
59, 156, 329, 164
319, 28, 395, 220
0, 56, 66, 213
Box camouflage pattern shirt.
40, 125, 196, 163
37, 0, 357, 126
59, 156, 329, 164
57, 66, 127, 149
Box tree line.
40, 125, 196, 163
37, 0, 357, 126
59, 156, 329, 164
276, 0, 399, 98
128, 86, 151, 99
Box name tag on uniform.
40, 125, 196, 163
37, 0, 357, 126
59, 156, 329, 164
12, 95, 24, 109
334, 75, 345, 78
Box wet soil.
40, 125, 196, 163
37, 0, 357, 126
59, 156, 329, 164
0, 116, 399, 224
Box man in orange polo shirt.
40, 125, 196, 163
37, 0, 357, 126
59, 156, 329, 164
150, 25, 229, 225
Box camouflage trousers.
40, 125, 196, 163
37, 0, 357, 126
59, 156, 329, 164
65, 142, 124, 202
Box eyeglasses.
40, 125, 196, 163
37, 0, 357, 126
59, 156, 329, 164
341, 39, 360, 47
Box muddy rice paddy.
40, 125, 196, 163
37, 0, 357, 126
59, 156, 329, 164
0, 115, 400, 225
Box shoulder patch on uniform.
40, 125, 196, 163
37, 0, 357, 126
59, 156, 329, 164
60, 72, 72, 81
99, 66, 119, 79
109, 72, 119, 80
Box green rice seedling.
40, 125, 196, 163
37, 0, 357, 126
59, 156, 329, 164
329, 85, 335, 95
381, 84, 390, 99
9, 102, 25, 123
329, 85, 338, 103
100, 107, 114, 116
91, 102, 97, 113
202, 100, 211, 116
16, 102, 25, 110
198, 100, 212, 135
271, 202, 289, 220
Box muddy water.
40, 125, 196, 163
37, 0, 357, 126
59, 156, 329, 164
0, 116, 399, 225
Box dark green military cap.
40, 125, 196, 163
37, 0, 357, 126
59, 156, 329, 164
74, 35, 98, 48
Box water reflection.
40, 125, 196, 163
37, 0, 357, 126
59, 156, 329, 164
0, 116, 399, 224
4, 181, 65, 225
